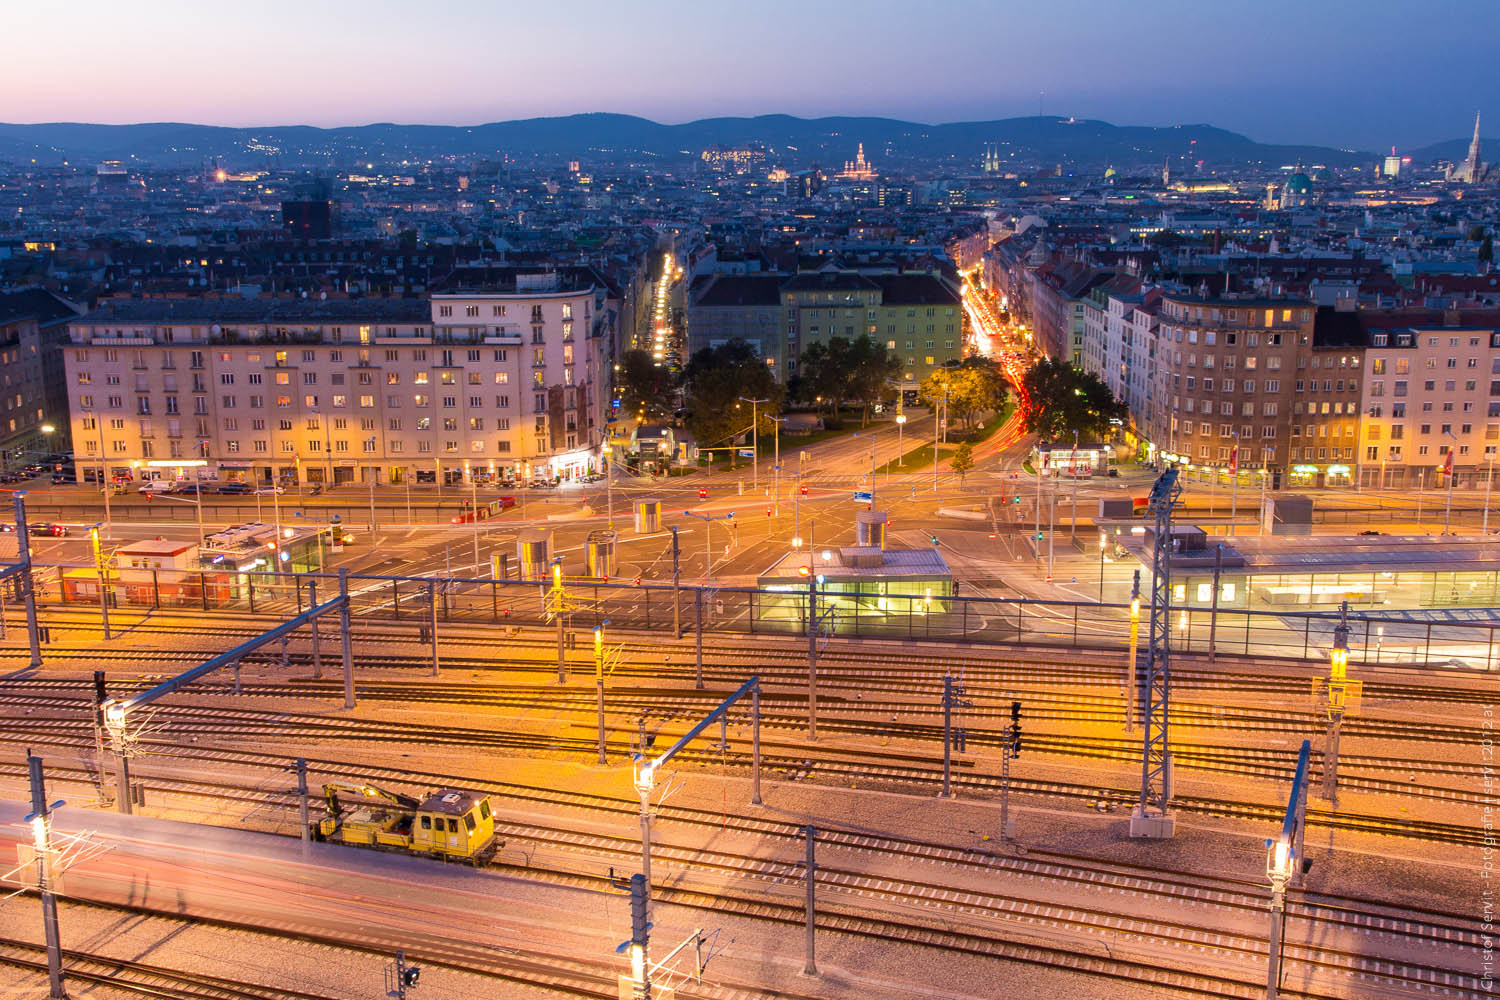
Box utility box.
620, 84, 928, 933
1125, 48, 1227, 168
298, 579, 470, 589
586, 530, 618, 579
517, 529, 552, 580
1097, 497, 1135, 519
855, 510, 888, 549
635, 499, 661, 534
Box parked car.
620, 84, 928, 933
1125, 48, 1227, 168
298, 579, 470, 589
28, 522, 67, 537
214, 482, 251, 495
51, 472, 77, 484
170, 483, 205, 496
138, 480, 173, 494
253, 485, 286, 495
0, 472, 25, 484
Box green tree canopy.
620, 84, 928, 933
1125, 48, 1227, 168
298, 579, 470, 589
682, 339, 782, 457
616, 348, 677, 424
918, 358, 1008, 431
1019, 358, 1127, 442
794, 335, 900, 425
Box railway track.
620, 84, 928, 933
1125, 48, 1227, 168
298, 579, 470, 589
1, 748, 1479, 1000
0, 680, 1481, 802
0, 701, 1486, 846
6, 606, 1494, 707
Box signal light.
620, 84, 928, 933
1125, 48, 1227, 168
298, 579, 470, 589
766, 507, 772, 517
800, 485, 808, 495
697, 488, 708, 499
988, 532, 996, 539
1035, 532, 1043, 540
401, 967, 420, 987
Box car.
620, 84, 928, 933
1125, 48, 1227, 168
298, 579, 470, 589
0, 472, 24, 484
214, 482, 251, 495
51, 472, 77, 484
171, 483, 205, 496
1358, 529, 1383, 536
28, 522, 67, 537
138, 480, 173, 494
254, 486, 286, 495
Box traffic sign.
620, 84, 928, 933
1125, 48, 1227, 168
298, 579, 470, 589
852, 491, 873, 502
738, 449, 755, 458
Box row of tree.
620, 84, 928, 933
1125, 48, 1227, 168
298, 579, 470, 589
617, 334, 1123, 456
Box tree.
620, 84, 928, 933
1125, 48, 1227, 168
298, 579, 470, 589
1019, 358, 1127, 442
1481, 234, 1494, 269
616, 349, 676, 424
681, 339, 782, 462
950, 441, 975, 483
845, 335, 902, 426
918, 359, 1008, 433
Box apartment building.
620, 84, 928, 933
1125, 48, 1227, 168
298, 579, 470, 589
0, 289, 83, 460
63, 273, 612, 486
1289, 307, 1366, 487
1357, 311, 1500, 489
1100, 289, 1161, 449
1151, 293, 1316, 483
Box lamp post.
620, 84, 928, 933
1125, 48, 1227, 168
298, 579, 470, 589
1443, 430, 1457, 535
92, 419, 113, 540
1126, 569, 1140, 733
601, 442, 615, 528
1098, 530, 1108, 602
1259, 463, 1269, 536
895, 413, 907, 468
1070, 429, 1079, 542
1229, 432, 1240, 537
1485, 455, 1495, 535
91, 523, 111, 640
738, 396, 768, 492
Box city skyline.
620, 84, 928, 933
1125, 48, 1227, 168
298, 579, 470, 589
5, 0, 1498, 151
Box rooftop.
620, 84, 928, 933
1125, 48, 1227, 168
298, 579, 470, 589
74, 297, 430, 326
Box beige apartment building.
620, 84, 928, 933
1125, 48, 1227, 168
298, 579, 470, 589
1357, 316, 1500, 489
63, 272, 614, 487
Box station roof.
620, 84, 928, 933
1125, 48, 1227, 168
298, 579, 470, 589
760, 545, 952, 582
1118, 532, 1500, 576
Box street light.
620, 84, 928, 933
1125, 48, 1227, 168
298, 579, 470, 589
737, 396, 768, 491
1098, 530, 1108, 602
601, 442, 614, 528
1443, 429, 1458, 535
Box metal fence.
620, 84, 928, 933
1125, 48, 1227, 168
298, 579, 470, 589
28, 565, 1500, 672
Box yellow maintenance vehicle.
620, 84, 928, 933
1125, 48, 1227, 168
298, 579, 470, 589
312, 783, 500, 864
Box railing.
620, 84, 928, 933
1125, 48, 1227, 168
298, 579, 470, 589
27, 567, 1500, 672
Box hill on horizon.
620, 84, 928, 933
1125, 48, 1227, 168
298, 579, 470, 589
0, 112, 1417, 170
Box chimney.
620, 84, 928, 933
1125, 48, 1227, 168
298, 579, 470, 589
1443, 308, 1462, 327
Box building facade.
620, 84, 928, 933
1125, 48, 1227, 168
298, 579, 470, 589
1358, 316, 1500, 489
0, 289, 83, 461
63, 275, 613, 486
1151, 294, 1316, 485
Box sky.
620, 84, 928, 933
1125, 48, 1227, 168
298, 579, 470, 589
4, 0, 1497, 151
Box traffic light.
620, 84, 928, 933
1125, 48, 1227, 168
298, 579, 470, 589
1011, 700, 1022, 757
766, 507, 772, 517
930, 535, 939, 545
800, 484, 808, 496
1035, 531, 1043, 541
401, 967, 421, 988
697, 488, 708, 499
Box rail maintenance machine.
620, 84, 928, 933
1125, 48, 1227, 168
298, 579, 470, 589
312, 783, 500, 864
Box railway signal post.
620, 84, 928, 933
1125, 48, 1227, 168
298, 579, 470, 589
1126, 570, 1141, 733
25, 753, 67, 998
999, 700, 1022, 843
1316, 602, 1361, 809
802, 825, 818, 977
1266, 740, 1311, 1000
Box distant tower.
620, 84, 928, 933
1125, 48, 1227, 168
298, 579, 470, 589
1161, 156, 1171, 188
1451, 111, 1488, 183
